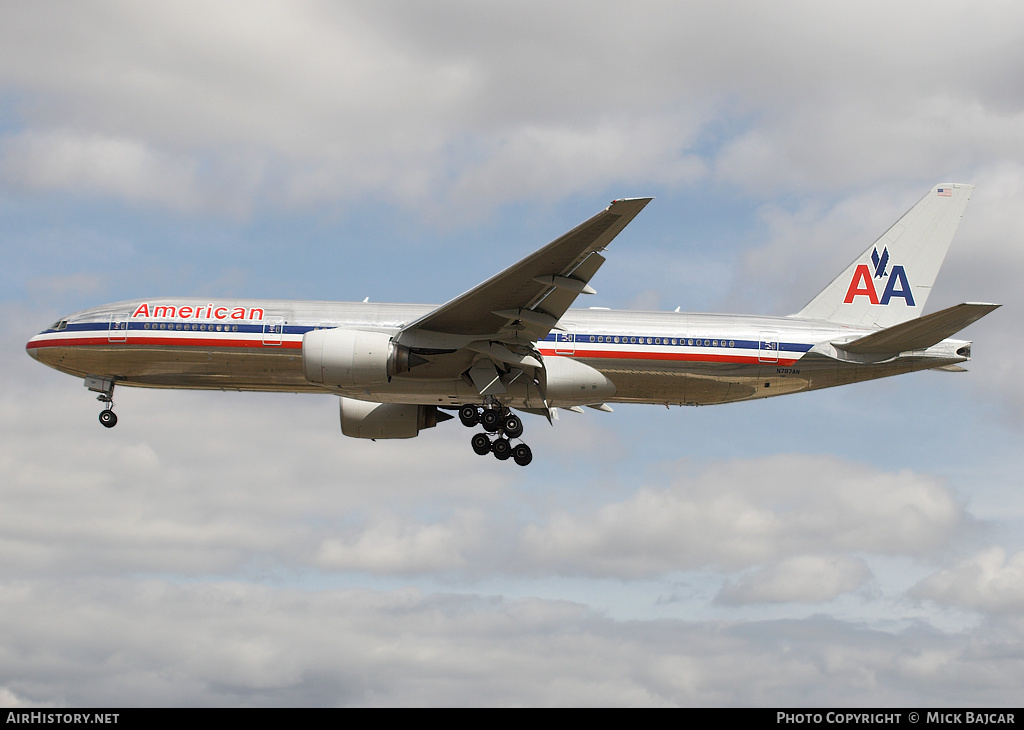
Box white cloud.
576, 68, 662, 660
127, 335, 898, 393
518, 455, 964, 578
314, 511, 489, 573
911, 547, 1024, 615
714, 96, 1024, 194
727, 185, 915, 315
3, 579, 1024, 707
716, 554, 872, 604
24, 272, 109, 300
0, 686, 57, 709
1, 130, 203, 210
2, 2, 1022, 215
447, 115, 708, 210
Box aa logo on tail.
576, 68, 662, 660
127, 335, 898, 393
844, 247, 915, 306
871, 247, 889, 278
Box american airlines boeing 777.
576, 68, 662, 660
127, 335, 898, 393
26, 184, 997, 466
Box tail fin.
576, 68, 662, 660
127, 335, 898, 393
793, 183, 973, 328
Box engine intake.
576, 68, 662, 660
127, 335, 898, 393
303, 328, 414, 386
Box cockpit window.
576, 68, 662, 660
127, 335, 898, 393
51, 320, 68, 331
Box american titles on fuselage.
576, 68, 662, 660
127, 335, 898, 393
129, 303, 265, 321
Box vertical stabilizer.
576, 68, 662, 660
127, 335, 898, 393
793, 184, 972, 328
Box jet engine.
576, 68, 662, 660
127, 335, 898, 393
541, 355, 616, 406
339, 397, 448, 439
302, 328, 416, 386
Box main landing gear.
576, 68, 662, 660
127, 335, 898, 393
459, 404, 533, 466
85, 376, 118, 428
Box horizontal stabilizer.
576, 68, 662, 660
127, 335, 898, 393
836, 302, 999, 355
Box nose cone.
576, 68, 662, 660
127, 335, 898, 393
26, 335, 41, 360
27, 318, 72, 369
26, 326, 59, 362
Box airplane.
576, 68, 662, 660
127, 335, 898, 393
26, 183, 998, 466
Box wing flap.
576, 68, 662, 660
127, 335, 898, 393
836, 302, 999, 354
468, 360, 506, 396
520, 252, 606, 338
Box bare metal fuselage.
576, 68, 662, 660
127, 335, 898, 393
26, 297, 970, 409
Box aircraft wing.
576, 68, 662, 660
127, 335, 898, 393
396, 197, 652, 346
835, 302, 1000, 354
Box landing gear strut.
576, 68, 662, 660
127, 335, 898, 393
460, 404, 533, 466
85, 376, 118, 428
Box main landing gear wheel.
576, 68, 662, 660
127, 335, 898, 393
99, 409, 118, 428
480, 408, 502, 432
492, 437, 512, 460
459, 404, 480, 427
512, 443, 532, 466
502, 414, 523, 439
471, 433, 492, 456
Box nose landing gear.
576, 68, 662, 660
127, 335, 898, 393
85, 376, 119, 429
461, 404, 533, 466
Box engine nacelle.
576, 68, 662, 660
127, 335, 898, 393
339, 397, 443, 439
303, 328, 413, 386
541, 355, 616, 406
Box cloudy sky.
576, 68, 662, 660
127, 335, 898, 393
2, 0, 1024, 707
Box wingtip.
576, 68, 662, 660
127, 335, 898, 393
963, 302, 1001, 310
607, 197, 654, 214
